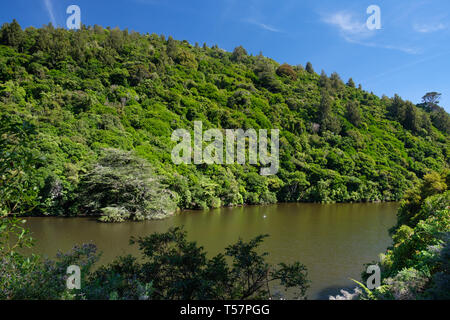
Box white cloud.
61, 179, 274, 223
43, 0, 57, 26
413, 23, 446, 33
347, 38, 421, 55
244, 18, 282, 33
322, 11, 372, 41
322, 11, 419, 54
364, 50, 450, 82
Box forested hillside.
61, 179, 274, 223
0, 20, 449, 221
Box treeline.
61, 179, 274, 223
0, 20, 449, 221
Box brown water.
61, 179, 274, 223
23, 202, 398, 299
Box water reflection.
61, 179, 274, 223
24, 202, 398, 299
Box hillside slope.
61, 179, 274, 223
0, 21, 449, 220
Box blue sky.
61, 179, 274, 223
1, 0, 449, 112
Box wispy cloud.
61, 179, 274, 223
322, 11, 373, 41
244, 18, 283, 33
43, 0, 56, 26
321, 11, 419, 54
346, 38, 421, 55
413, 22, 446, 33
364, 50, 450, 82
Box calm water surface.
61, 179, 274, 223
24, 202, 398, 299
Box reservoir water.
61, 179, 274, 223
24, 202, 398, 299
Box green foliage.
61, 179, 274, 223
0, 232, 100, 300
395, 170, 448, 229
388, 94, 437, 134
305, 61, 314, 74
76, 149, 177, 222
430, 108, 450, 134
318, 91, 341, 134
319, 70, 331, 91
0, 224, 309, 300
1, 216, 98, 300
347, 78, 356, 88
0, 21, 448, 220
166, 36, 178, 59
0, 20, 23, 50
358, 172, 449, 300
422, 92, 441, 109
111, 227, 310, 300
0, 115, 40, 216
0, 216, 34, 259
419, 92, 450, 134
276, 63, 297, 80
346, 101, 362, 127
231, 45, 248, 63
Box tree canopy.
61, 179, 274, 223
0, 21, 448, 221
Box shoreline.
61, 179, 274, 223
13, 200, 400, 222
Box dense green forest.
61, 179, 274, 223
0, 20, 449, 222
